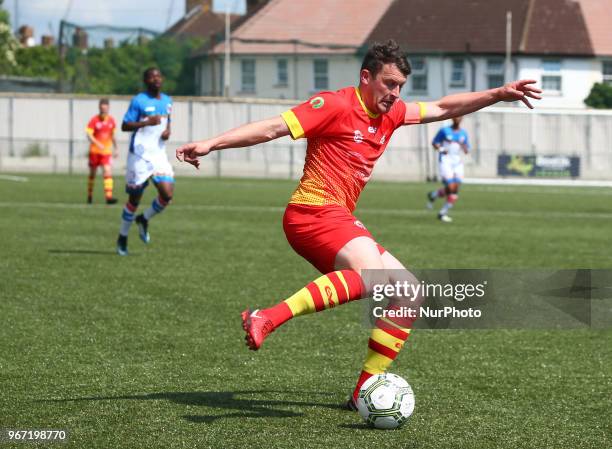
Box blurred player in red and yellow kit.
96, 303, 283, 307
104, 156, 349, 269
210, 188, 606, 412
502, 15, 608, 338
176, 40, 541, 410
86, 98, 118, 204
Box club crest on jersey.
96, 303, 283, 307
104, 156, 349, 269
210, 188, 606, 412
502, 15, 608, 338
353, 130, 364, 144
310, 97, 325, 109
354, 220, 366, 230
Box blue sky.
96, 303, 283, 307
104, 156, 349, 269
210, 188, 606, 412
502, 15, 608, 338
4, 0, 246, 41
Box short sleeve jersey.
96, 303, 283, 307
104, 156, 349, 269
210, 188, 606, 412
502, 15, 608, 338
86, 115, 116, 155
432, 126, 470, 163
281, 87, 423, 212
123, 92, 172, 158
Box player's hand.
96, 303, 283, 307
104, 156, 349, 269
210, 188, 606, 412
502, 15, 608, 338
497, 80, 542, 109
145, 115, 162, 126
161, 129, 170, 140
175, 142, 212, 169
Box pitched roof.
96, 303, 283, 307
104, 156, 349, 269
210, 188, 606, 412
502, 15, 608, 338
368, 0, 530, 54
210, 0, 394, 55
367, 0, 595, 56
522, 0, 592, 55
578, 0, 612, 56
165, 3, 240, 40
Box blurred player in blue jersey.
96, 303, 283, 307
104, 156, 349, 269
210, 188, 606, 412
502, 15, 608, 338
427, 116, 470, 222
116, 67, 174, 256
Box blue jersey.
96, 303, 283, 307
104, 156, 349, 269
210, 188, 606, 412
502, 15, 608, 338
432, 126, 470, 164
123, 92, 172, 158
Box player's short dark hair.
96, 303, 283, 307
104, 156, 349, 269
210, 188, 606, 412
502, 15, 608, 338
361, 40, 411, 78
143, 67, 160, 81
99, 98, 109, 106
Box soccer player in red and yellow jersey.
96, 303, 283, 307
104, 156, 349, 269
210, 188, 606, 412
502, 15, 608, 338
176, 40, 541, 409
86, 98, 118, 204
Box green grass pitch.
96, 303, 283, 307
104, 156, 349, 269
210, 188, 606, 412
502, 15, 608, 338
0, 174, 610, 448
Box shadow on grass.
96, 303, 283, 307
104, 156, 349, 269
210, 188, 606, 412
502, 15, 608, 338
48, 249, 118, 256
44, 390, 346, 423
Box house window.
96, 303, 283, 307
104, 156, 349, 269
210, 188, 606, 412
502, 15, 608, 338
486, 59, 505, 89
450, 59, 465, 87
313, 59, 328, 90
410, 57, 427, 92
541, 59, 562, 92
241, 59, 256, 93
276, 59, 288, 86
603, 61, 612, 86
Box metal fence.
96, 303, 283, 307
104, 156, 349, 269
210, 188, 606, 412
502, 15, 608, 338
1, 93, 612, 181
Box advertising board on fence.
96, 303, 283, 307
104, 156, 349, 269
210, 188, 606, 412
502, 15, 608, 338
497, 154, 580, 178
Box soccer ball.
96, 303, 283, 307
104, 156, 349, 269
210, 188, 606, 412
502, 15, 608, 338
356, 373, 415, 429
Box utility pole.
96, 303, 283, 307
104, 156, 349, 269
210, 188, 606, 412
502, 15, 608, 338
505, 11, 512, 84
224, 2, 231, 97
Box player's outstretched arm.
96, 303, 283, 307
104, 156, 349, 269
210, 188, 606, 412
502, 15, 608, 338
414, 80, 542, 124
176, 116, 290, 169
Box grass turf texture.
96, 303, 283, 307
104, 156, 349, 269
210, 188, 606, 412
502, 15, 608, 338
0, 174, 610, 449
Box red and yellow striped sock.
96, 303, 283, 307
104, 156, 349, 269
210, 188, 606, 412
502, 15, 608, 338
262, 270, 365, 328
103, 175, 114, 199
87, 175, 95, 198
352, 303, 415, 400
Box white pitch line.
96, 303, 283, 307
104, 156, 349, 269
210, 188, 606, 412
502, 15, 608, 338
0, 174, 28, 182
0, 201, 610, 220
465, 177, 612, 188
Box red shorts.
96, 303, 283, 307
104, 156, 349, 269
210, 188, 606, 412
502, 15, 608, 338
283, 204, 385, 274
89, 153, 112, 168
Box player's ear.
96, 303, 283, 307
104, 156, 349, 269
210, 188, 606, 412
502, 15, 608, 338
360, 69, 372, 86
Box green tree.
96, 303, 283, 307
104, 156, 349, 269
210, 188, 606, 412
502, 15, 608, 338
584, 83, 612, 109
11, 46, 59, 77
0, 0, 18, 71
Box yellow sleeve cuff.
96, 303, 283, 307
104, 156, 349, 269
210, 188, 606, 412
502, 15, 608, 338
417, 102, 427, 121
281, 110, 305, 140
85, 127, 94, 135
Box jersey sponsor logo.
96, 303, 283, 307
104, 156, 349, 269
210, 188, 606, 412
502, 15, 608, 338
310, 96, 325, 109
368, 126, 377, 134
145, 106, 156, 113
353, 130, 364, 144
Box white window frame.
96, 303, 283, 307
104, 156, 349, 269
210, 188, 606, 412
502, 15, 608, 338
240, 59, 256, 94
313, 59, 329, 91
486, 58, 505, 89
409, 57, 427, 93
276, 59, 288, 87
541, 59, 562, 93
450, 58, 465, 87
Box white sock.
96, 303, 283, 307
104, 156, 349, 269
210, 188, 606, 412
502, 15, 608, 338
120, 203, 137, 236
143, 196, 167, 220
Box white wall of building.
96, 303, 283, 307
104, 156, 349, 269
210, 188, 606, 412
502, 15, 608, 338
197, 54, 362, 100
516, 57, 602, 109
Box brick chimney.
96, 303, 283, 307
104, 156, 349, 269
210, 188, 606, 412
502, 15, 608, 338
41, 35, 55, 47
18, 25, 35, 47
186, 0, 212, 13
72, 27, 88, 49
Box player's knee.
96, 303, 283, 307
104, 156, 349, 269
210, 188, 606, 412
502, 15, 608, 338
159, 192, 173, 204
